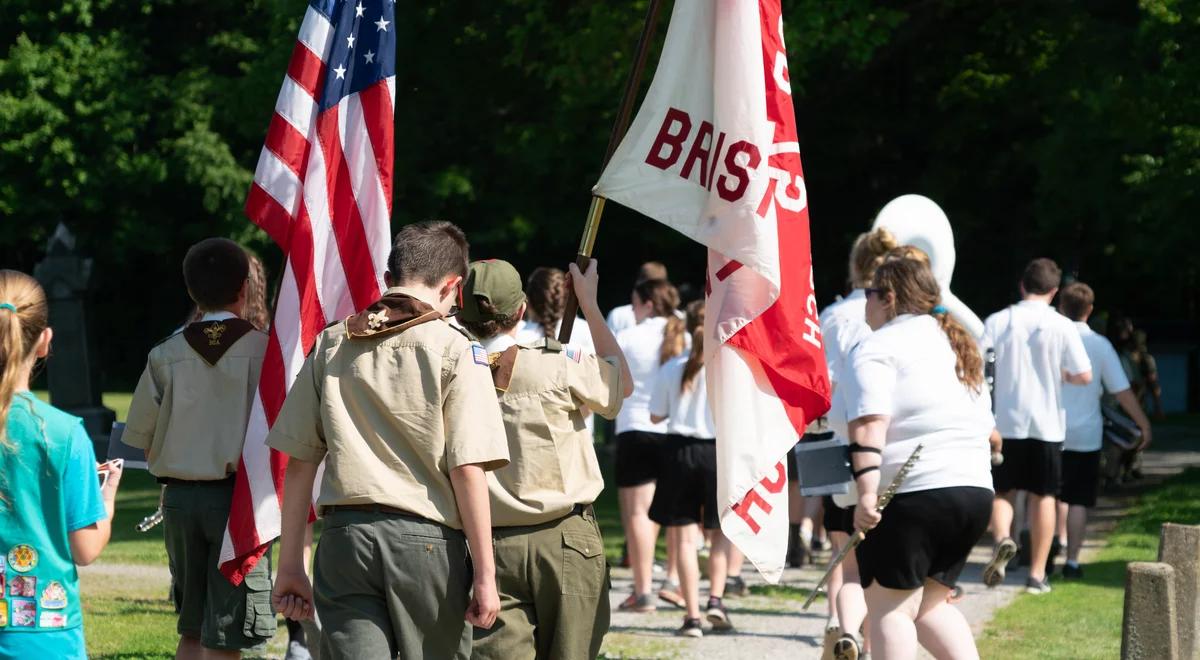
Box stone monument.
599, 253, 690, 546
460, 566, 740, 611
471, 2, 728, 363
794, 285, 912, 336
33, 223, 116, 458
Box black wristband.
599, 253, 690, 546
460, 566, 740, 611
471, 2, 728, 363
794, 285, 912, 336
852, 465, 880, 479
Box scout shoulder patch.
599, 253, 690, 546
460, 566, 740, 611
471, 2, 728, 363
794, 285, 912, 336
488, 345, 520, 392
471, 343, 489, 366
563, 346, 583, 363
346, 293, 442, 340
183, 318, 257, 366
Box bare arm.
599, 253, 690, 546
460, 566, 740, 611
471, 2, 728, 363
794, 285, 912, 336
69, 462, 123, 566
571, 260, 635, 398
1064, 369, 1093, 386
1114, 388, 1154, 450
848, 414, 890, 531
450, 463, 499, 629
273, 457, 320, 621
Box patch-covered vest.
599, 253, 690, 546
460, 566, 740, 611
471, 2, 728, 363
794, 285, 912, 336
0, 394, 86, 633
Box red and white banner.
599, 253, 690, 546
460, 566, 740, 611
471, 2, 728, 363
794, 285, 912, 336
595, 0, 830, 581
219, 0, 394, 583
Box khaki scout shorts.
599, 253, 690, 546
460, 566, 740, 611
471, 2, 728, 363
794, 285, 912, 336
314, 509, 473, 660
473, 507, 610, 660
162, 479, 276, 651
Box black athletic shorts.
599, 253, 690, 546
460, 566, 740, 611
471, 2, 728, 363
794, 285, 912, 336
1060, 450, 1102, 507
822, 496, 854, 535
649, 435, 719, 529
856, 486, 993, 590
991, 438, 1062, 496
614, 431, 666, 488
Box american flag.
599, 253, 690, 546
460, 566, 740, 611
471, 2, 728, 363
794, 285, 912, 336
219, 0, 395, 583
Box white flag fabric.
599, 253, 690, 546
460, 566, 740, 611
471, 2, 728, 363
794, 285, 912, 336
595, 0, 831, 582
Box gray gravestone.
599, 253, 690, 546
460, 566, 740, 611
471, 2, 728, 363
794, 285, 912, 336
1122, 562, 1180, 660
1159, 524, 1200, 659
33, 223, 116, 458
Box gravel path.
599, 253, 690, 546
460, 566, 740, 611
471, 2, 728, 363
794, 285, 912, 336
602, 422, 1200, 659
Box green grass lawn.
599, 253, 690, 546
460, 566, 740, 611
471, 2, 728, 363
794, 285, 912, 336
977, 467, 1200, 659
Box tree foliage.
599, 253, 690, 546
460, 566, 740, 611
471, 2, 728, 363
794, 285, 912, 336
0, 0, 1195, 386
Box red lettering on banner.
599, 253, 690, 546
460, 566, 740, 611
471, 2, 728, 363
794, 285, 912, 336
730, 461, 787, 534
717, 141, 761, 202
680, 121, 714, 187
645, 107, 691, 169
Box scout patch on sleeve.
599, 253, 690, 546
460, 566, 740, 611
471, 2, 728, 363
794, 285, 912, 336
563, 346, 582, 363
9, 575, 35, 598
7, 545, 36, 573
38, 611, 67, 628
11, 599, 35, 627
471, 344, 489, 366
40, 580, 67, 609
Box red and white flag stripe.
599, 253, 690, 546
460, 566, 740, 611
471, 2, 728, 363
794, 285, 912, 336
595, 0, 831, 581
220, 2, 393, 583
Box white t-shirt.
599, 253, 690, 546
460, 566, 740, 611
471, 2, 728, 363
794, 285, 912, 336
606, 304, 637, 335
515, 318, 595, 354
649, 356, 715, 439
819, 290, 872, 441
616, 316, 672, 434
1063, 322, 1130, 452
844, 314, 995, 494
982, 300, 1092, 442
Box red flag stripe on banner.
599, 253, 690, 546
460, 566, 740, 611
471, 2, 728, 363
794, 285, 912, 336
220, 1, 393, 583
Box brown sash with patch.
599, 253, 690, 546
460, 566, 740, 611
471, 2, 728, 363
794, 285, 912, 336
345, 293, 443, 340
183, 318, 257, 366
489, 346, 520, 392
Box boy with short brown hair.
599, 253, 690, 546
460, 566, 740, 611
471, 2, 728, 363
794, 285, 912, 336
125, 237, 274, 659
269, 221, 510, 659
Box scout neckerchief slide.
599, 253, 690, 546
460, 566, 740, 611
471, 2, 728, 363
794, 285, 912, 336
802, 444, 924, 610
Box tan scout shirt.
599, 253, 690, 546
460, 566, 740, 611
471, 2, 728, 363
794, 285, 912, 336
483, 335, 624, 527
265, 289, 510, 530
125, 312, 267, 480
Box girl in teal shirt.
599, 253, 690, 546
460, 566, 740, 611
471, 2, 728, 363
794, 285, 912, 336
0, 270, 122, 659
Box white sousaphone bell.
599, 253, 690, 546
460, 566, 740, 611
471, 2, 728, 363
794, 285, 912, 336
872, 194, 984, 339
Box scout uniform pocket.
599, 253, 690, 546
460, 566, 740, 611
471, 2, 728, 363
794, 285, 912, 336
241, 571, 277, 640
561, 530, 604, 597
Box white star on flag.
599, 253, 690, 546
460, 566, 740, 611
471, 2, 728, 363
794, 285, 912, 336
355, 2, 365, 17
363, 50, 375, 64
375, 17, 390, 32
347, 34, 355, 48
333, 64, 346, 79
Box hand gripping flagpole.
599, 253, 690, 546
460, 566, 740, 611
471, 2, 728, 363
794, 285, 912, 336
557, 0, 665, 344
802, 444, 925, 610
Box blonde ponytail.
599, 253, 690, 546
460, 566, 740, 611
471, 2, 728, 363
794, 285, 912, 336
680, 300, 706, 390
850, 227, 899, 288
660, 315, 686, 365
0, 270, 50, 444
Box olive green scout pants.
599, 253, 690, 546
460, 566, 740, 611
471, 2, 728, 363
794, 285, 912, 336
472, 506, 610, 660
314, 508, 473, 659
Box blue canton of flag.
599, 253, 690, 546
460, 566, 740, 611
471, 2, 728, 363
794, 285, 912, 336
313, 0, 397, 111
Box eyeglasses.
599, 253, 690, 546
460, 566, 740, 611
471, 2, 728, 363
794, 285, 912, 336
864, 287, 888, 299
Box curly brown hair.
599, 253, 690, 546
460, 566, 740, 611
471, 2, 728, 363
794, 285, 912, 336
460, 295, 522, 340
872, 258, 983, 392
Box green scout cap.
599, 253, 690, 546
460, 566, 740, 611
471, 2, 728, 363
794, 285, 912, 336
459, 259, 526, 322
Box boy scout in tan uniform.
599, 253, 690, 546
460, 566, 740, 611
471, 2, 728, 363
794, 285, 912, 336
268, 221, 510, 660
458, 258, 634, 660
124, 238, 275, 658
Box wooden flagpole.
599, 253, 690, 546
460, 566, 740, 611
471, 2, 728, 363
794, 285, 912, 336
558, 0, 665, 343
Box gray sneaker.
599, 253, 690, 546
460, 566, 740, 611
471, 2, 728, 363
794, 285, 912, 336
983, 538, 1019, 588
1025, 577, 1052, 595
617, 592, 657, 612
